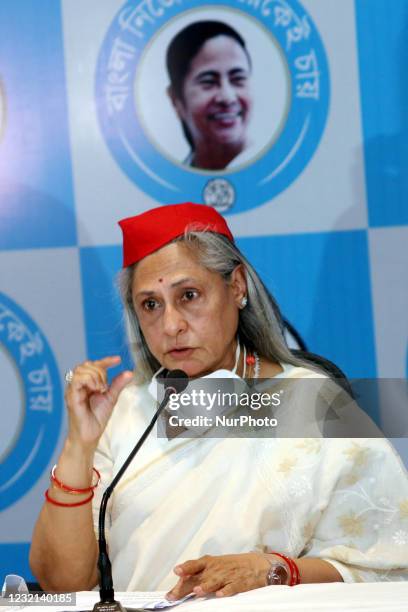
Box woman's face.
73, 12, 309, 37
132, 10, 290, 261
172, 34, 252, 157
131, 241, 247, 377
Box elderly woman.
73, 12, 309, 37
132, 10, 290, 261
167, 21, 253, 170
30, 203, 408, 597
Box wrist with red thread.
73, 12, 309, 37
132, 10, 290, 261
45, 489, 94, 507
50, 464, 100, 494
269, 552, 300, 586
45, 463, 100, 507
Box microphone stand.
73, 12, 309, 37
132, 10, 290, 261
93, 371, 188, 612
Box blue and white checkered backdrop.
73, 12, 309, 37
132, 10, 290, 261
0, 0, 407, 582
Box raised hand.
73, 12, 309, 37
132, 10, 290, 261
65, 356, 133, 449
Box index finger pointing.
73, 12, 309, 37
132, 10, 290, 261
93, 356, 122, 369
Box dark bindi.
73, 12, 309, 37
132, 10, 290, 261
158, 278, 163, 283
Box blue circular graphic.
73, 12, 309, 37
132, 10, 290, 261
0, 293, 62, 510
96, 0, 330, 213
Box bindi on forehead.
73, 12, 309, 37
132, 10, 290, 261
158, 278, 163, 283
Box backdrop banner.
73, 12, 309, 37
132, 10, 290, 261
0, 0, 407, 581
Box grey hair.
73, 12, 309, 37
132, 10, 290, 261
118, 231, 315, 382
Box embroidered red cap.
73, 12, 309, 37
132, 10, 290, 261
118, 202, 234, 267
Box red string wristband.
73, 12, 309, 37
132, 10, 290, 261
50, 465, 100, 494
45, 489, 94, 507
286, 557, 300, 586
269, 552, 300, 586
291, 558, 300, 585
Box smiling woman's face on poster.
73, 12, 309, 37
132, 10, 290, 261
135, 9, 289, 179
166, 21, 253, 171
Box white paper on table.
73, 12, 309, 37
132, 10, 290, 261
0, 591, 194, 612
113, 592, 194, 609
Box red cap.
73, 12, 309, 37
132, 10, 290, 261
118, 203, 234, 267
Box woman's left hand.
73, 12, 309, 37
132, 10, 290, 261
166, 553, 270, 600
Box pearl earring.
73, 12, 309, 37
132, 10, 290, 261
240, 296, 248, 309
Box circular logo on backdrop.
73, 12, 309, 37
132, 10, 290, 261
203, 178, 235, 212
0, 293, 62, 510
96, 0, 330, 213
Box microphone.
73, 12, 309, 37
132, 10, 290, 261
93, 369, 188, 612
162, 369, 190, 395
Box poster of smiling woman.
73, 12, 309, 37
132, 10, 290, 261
137, 13, 290, 174
165, 20, 255, 171
96, 0, 329, 212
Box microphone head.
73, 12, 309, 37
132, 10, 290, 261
165, 369, 189, 394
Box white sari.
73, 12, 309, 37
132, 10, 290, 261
93, 365, 408, 590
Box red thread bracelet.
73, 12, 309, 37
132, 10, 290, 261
50, 465, 100, 494
287, 557, 300, 586
291, 558, 300, 585
45, 489, 94, 507
270, 552, 300, 586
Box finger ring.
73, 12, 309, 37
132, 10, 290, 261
64, 369, 74, 384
